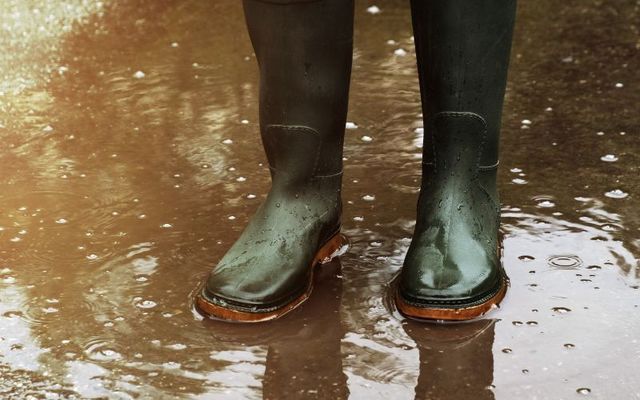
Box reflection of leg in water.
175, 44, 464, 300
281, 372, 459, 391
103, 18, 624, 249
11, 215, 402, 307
263, 260, 348, 399
196, 0, 354, 322
397, 0, 517, 321
204, 259, 348, 399
404, 320, 497, 400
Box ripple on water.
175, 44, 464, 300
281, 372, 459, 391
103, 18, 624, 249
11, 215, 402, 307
84, 338, 124, 362
532, 195, 556, 208
387, 169, 421, 195
548, 255, 582, 269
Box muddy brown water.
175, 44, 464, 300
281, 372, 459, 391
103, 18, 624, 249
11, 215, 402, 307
0, 0, 638, 399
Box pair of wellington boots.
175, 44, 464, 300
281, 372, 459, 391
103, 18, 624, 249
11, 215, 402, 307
196, 0, 517, 322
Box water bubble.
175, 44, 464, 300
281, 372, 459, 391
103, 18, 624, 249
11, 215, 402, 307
552, 307, 571, 314
526, 321, 538, 326
171, 42, 179, 48
201, 163, 211, 169
600, 154, 618, 162
43, 125, 54, 132
241, 119, 249, 124
518, 255, 535, 261
501, 348, 512, 354
615, 82, 623, 88
345, 121, 358, 129
512, 321, 523, 326
586, 265, 602, 270
222, 139, 233, 144
86, 254, 99, 260
512, 178, 528, 185
577, 388, 591, 395
394, 48, 407, 56
236, 177, 246, 182
521, 119, 532, 125
133, 70, 145, 79
360, 135, 373, 142
353, 216, 364, 222
564, 343, 575, 349
604, 189, 628, 199
522, 369, 529, 374
362, 194, 375, 202
536, 200, 555, 208
596, 131, 605, 136
161, 223, 173, 229
366, 5, 381, 14
228, 216, 236, 220
247, 194, 257, 199
136, 300, 157, 309
166, 343, 187, 351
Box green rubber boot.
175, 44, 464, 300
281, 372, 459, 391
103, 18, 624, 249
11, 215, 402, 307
396, 0, 517, 321
196, 0, 353, 322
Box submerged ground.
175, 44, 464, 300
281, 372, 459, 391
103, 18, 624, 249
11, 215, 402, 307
0, 0, 638, 399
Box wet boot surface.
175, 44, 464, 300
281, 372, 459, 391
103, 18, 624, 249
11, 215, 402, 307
0, 0, 638, 398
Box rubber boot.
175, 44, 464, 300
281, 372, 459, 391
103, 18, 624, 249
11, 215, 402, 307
196, 0, 354, 322
396, 0, 517, 321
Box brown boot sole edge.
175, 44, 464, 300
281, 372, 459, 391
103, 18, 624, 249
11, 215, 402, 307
395, 274, 509, 322
195, 232, 349, 323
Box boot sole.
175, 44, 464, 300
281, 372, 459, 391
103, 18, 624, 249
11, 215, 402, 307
195, 232, 349, 323
395, 272, 509, 322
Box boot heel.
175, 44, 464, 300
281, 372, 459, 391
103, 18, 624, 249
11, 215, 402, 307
317, 233, 349, 265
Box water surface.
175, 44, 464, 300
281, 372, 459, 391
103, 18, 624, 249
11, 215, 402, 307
0, 0, 638, 398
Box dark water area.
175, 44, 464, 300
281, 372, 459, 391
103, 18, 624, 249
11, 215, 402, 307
0, 0, 638, 398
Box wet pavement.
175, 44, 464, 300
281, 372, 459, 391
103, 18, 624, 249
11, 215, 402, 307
0, 0, 638, 399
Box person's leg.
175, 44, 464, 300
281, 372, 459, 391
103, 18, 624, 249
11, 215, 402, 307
397, 0, 517, 320
196, 0, 354, 322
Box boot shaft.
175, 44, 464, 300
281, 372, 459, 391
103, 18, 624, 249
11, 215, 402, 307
243, 0, 354, 177
411, 0, 517, 167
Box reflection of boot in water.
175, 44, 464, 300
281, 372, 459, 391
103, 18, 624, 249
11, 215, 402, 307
397, 0, 518, 321
204, 260, 348, 399
196, 0, 354, 322
263, 260, 348, 399
404, 320, 497, 400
